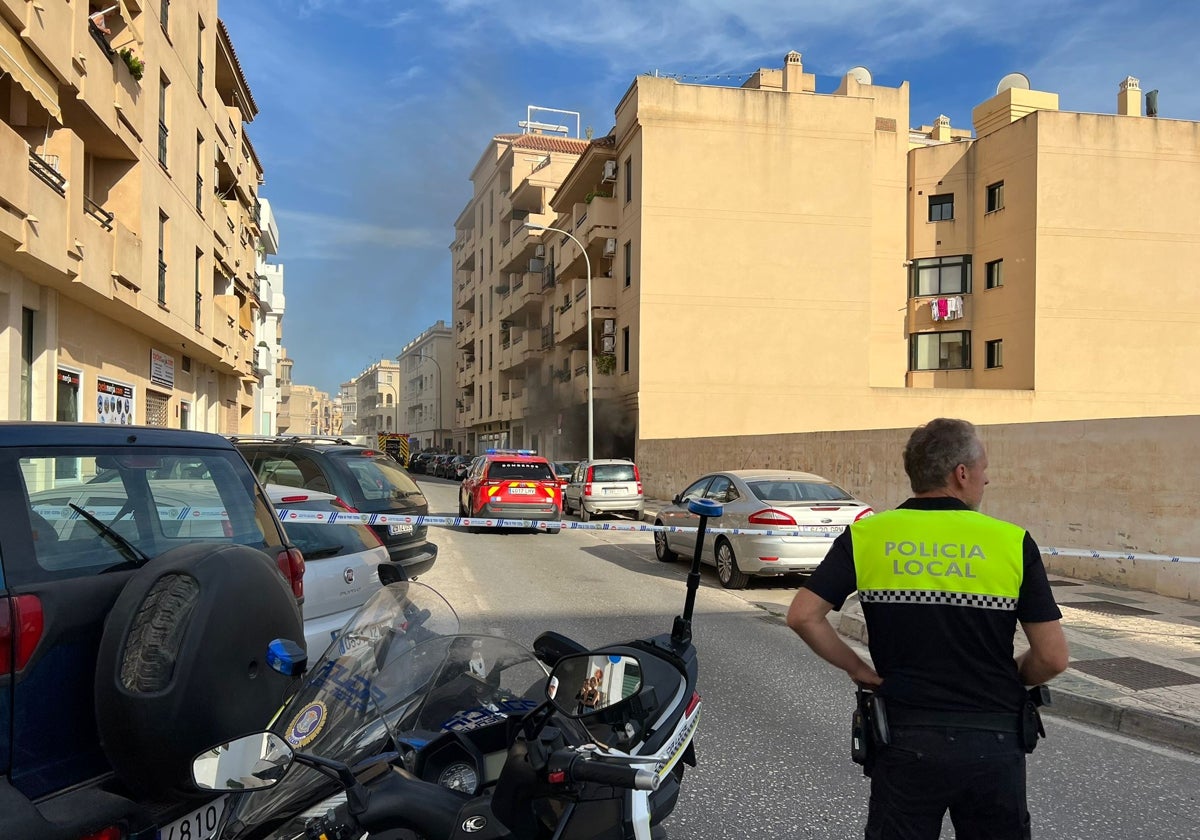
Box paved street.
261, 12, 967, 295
416, 479, 1199, 840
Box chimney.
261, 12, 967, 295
1147, 89, 1159, 118
932, 115, 952, 142
783, 51, 803, 92
1117, 76, 1140, 116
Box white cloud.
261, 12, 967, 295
274, 209, 442, 260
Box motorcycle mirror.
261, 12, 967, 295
192, 732, 294, 792
547, 653, 643, 718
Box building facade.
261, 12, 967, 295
1, 1, 269, 432
347, 359, 402, 438
253, 198, 284, 434
398, 320, 453, 451
450, 54, 1200, 474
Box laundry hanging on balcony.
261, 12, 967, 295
929, 296, 964, 321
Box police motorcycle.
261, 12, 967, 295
194, 498, 720, 840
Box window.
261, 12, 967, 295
196, 18, 205, 95
160, 0, 170, 34
624, 156, 632, 205
986, 181, 1004, 213
986, 339, 1003, 369
488, 238, 493, 273
195, 134, 204, 212
623, 241, 632, 287
622, 326, 630, 373
157, 212, 168, 305
21, 308, 35, 420
909, 255, 972, 296
158, 75, 169, 168
194, 250, 202, 328
910, 330, 971, 371
985, 259, 1003, 290
928, 193, 953, 221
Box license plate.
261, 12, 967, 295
797, 525, 846, 534
603, 487, 624, 495
508, 487, 536, 495
158, 795, 226, 840
388, 524, 413, 535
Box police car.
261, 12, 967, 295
458, 449, 562, 533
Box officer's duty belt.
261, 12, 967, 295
886, 708, 1020, 733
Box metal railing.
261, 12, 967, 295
157, 259, 168, 304
84, 196, 114, 231
28, 151, 66, 195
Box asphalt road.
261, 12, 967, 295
415, 478, 1200, 840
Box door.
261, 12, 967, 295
663, 476, 713, 555
699, 475, 736, 562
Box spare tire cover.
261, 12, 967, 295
95, 543, 304, 799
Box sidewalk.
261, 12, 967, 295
640, 499, 1200, 754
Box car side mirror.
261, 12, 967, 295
546, 653, 642, 719
672, 494, 682, 505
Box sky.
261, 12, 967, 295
219, 0, 1200, 396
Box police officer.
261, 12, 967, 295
787, 418, 1068, 840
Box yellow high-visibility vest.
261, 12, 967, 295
850, 509, 1025, 610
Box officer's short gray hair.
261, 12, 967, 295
903, 418, 984, 494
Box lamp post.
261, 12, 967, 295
409, 352, 443, 448
525, 223, 592, 462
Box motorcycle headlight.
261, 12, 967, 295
437, 761, 479, 794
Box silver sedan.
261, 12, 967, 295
653, 470, 874, 589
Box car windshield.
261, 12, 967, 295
275, 498, 381, 559
488, 460, 554, 481
591, 464, 636, 482
18, 448, 281, 584
747, 480, 854, 503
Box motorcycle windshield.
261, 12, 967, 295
218, 581, 461, 837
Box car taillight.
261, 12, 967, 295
80, 827, 123, 840
276, 548, 305, 601
854, 507, 875, 521
747, 509, 797, 526
586, 466, 594, 482
583, 483, 593, 496
636, 481, 643, 494
0, 595, 44, 674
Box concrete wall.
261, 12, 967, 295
639, 415, 1200, 601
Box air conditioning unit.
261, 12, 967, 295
601, 335, 616, 353
603, 238, 618, 257
601, 160, 618, 182
534, 244, 545, 258
602, 319, 616, 335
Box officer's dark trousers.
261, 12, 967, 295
865, 726, 1031, 840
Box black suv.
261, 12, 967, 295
232, 436, 438, 577
1, 423, 305, 840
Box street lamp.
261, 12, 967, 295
525, 222, 593, 462
409, 352, 443, 448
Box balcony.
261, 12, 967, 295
72, 198, 116, 298
456, 317, 475, 349
499, 224, 541, 274
905, 294, 974, 335
213, 294, 238, 349
110, 220, 142, 291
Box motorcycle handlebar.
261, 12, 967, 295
569, 757, 660, 791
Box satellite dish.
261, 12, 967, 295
847, 65, 873, 85
996, 72, 1031, 95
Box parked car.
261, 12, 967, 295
653, 469, 874, 589
434, 454, 456, 478
448, 454, 473, 481
563, 458, 644, 522
232, 435, 438, 577
552, 460, 580, 491
459, 449, 561, 533
2, 423, 304, 840
408, 452, 434, 474
265, 483, 399, 659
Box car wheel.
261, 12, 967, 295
654, 523, 677, 562
715, 538, 750, 589
458, 495, 466, 518
580, 504, 590, 523
546, 525, 561, 535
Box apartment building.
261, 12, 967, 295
253, 197, 285, 434
349, 359, 402, 438
451, 54, 1200, 472
398, 319, 453, 451
0, 1, 268, 431
338, 379, 357, 432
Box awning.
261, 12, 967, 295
0, 22, 62, 123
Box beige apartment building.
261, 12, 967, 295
1, 0, 267, 431
398, 320, 454, 451
451, 53, 1200, 558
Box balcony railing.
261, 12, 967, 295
157, 259, 168, 304
84, 196, 114, 231
29, 151, 66, 195
195, 290, 203, 329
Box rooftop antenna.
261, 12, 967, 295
847, 65, 873, 85
519, 106, 581, 138
996, 72, 1031, 95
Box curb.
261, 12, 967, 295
836, 608, 1200, 756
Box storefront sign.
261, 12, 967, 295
150, 349, 175, 390
97, 378, 135, 425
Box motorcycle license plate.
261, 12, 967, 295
158, 795, 226, 840
388, 524, 413, 535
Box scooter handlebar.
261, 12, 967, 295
569, 757, 660, 791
